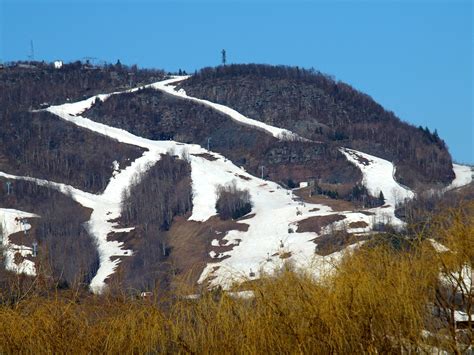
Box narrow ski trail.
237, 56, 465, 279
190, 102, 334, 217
150, 77, 307, 141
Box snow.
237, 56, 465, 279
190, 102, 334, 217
454, 310, 473, 322
445, 164, 472, 191
111, 160, 120, 177
227, 290, 255, 299
441, 264, 473, 295
340, 148, 414, 206
428, 239, 450, 253
340, 148, 416, 230
0, 208, 38, 276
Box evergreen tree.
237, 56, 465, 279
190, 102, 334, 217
378, 191, 385, 204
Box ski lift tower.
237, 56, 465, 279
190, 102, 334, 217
5, 181, 12, 195
32, 241, 38, 257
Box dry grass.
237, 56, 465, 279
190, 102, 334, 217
0, 202, 472, 354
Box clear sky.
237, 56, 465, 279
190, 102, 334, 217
1, 0, 472, 163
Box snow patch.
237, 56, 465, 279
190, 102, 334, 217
340, 148, 414, 207
445, 164, 472, 191
0, 208, 39, 276
428, 239, 450, 253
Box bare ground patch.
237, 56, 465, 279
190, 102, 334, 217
349, 221, 369, 229
293, 187, 357, 211
165, 215, 249, 290
235, 174, 251, 181
192, 153, 218, 161
297, 214, 346, 234
315, 231, 369, 256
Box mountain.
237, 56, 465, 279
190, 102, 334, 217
0, 61, 471, 294
179, 64, 455, 188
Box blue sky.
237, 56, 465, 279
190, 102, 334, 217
1, 0, 472, 163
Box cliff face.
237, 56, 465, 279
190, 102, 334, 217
180, 64, 454, 188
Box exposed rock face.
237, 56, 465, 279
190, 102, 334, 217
180, 64, 455, 188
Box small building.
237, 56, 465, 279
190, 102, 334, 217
54, 60, 63, 69
299, 181, 309, 188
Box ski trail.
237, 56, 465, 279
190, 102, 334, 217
150, 77, 307, 141
46, 76, 306, 142
339, 148, 415, 230
340, 148, 414, 207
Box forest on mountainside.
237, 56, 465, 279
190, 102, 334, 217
0, 61, 164, 109
0, 62, 163, 193
0, 178, 99, 288
180, 64, 454, 188
113, 153, 193, 291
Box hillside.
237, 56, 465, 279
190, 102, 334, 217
0, 62, 163, 193
84, 86, 361, 189
179, 64, 455, 188
0, 62, 471, 298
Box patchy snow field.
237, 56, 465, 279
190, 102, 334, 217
0, 76, 446, 292
45, 78, 389, 290
0, 208, 38, 276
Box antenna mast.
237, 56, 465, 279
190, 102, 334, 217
221, 49, 226, 66
29, 40, 35, 61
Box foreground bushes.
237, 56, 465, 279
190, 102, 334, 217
0, 202, 472, 353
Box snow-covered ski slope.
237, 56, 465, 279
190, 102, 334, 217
446, 164, 473, 191
0, 208, 38, 276
2, 75, 466, 291
150, 77, 306, 141
340, 148, 415, 206
47, 76, 305, 141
